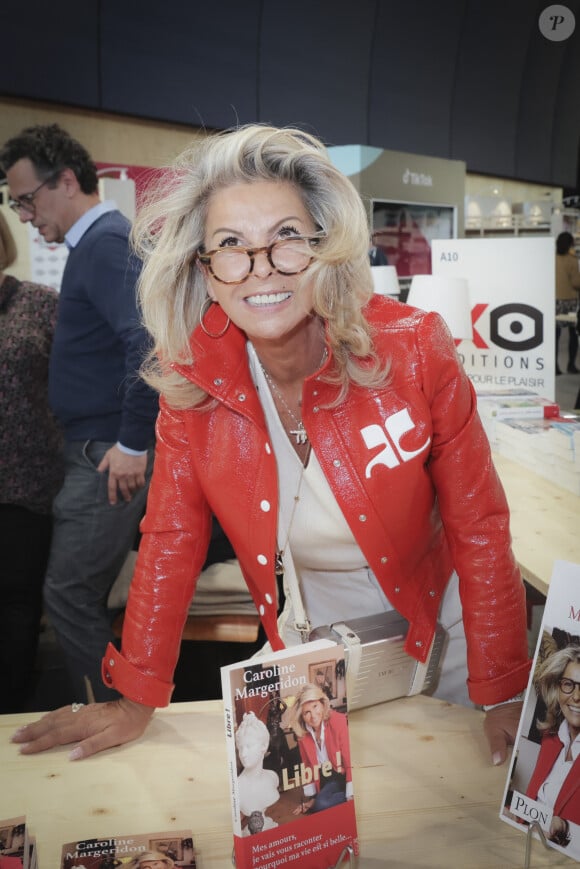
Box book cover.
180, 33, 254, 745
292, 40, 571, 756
221, 638, 358, 868
58, 829, 195, 868
0, 817, 28, 869
500, 560, 580, 861
476, 390, 560, 448
495, 417, 556, 439
478, 395, 560, 420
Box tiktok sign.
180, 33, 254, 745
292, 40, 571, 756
432, 237, 556, 401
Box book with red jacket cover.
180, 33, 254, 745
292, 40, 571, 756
477, 392, 560, 419
500, 561, 580, 862
0, 817, 28, 869
221, 639, 358, 868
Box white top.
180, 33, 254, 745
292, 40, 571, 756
64, 199, 117, 249
247, 342, 392, 642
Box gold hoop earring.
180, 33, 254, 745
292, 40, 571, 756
199, 297, 231, 338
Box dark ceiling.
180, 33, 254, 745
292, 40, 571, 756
1, 0, 579, 188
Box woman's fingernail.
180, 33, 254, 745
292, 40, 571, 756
69, 745, 83, 761
492, 752, 502, 766
17, 744, 29, 753
11, 728, 26, 741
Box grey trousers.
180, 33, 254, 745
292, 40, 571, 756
44, 440, 154, 704
430, 572, 471, 707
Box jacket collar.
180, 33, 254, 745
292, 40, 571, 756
172, 309, 266, 427
172, 303, 336, 411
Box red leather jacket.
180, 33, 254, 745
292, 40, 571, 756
297, 709, 352, 791
102, 296, 530, 707
527, 731, 580, 824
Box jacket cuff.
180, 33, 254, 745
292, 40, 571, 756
101, 643, 174, 707
467, 659, 531, 707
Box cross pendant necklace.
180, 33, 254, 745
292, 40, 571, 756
289, 423, 308, 445
260, 347, 327, 447
260, 366, 309, 445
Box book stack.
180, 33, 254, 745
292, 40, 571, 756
493, 416, 580, 496
493, 417, 556, 474
500, 560, 580, 862
0, 817, 34, 869
58, 828, 195, 868
0, 823, 195, 869
476, 387, 580, 495
476, 388, 560, 447
547, 420, 580, 494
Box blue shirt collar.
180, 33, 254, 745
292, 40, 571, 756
65, 200, 117, 249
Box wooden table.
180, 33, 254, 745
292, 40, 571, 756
113, 610, 260, 644
0, 696, 571, 867
493, 453, 580, 596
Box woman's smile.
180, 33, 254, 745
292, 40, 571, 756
243, 290, 293, 307
201, 179, 317, 344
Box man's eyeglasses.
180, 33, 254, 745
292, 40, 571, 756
197, 236, 321, 285
8, 172, 60, 214
559, 678, 580, 694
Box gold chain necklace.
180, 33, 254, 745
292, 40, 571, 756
261, 368, 308, 445
274, 443, 311, 576
260, 347, 327, 446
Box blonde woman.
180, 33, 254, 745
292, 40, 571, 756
289, 683, 351, 814
12, 124, 528, 767
526, 645, 580, 853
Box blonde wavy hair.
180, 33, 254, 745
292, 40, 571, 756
126, 850, 175, 868
535, 644, 580, 734
289, 683, 331, 740
133, 124, 387, 409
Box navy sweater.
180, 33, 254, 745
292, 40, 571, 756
49, 210, 158, 451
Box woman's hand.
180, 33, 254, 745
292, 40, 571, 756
483, 701, 523, 765
11, 697, 155, 760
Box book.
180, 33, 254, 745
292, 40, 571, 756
499, 560, 580, 861
0, 817, 28, 869
221, 638, 358, 868
476, 389, 560, 447
26, 839, 36, 869
479, 396, 560, 420
489, 415, 580, 495
58, 828, 195, 868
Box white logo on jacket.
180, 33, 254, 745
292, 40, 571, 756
361, 408, 431, 478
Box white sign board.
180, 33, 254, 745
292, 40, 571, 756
432, 237, 555, 401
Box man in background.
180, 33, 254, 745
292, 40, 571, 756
0, 124, 158, 703
368, 234, 388, 266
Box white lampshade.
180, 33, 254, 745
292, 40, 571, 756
371, 265, 400, 297
407, 274, 473, 340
